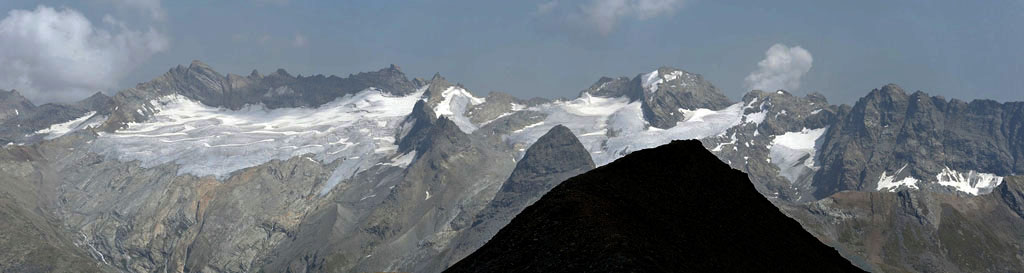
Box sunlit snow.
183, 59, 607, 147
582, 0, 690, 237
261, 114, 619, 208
505, 92, 744, 166
34, 111, 105, 140
91, 88, 428, 196
434, 86, 485, 133
876, 164, 920, 191
769, 127, 827, 183
935, 167, 1003, 195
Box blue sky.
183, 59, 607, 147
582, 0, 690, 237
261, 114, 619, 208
1, 0, 1021, 104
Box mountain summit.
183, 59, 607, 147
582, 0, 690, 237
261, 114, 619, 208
446, 140, 865, 272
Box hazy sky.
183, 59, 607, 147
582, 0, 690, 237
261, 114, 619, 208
1, 0, 1022, 105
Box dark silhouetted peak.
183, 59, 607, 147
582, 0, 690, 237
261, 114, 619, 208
249, 69, 262, 79
446, 140, 864, 273
434, 125, 596, 271
396, 100, 439, 154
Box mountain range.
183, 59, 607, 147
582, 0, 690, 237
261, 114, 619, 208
1, 60, 1022, 272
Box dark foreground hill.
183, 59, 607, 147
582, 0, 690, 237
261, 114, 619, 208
445, 140, 865, 273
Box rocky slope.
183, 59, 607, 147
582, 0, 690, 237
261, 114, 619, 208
419, 125, 595, 272
1, 61, 1023, 272
786, 176, 1024, 272
446, 140, 864, 272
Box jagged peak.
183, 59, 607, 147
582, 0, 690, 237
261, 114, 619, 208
518, 124, 594, 174
189, 59, 212, 69
249, 69, 262, 79
272, 68, 292, 78
396, 100, 439, 154
430, 72, 446, 82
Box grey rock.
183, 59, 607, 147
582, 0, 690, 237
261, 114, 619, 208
637, 67, 733, 128
813, 84, 1024, 198
423, 125, 595, 272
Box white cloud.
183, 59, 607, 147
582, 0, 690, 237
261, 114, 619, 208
0, 6, 169, 103
291, 33, 308, 48
107, 0, 165, 21
569, 0, 687, 35
744, 44, 813, 92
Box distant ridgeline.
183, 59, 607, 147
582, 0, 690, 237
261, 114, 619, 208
0, 61, 1022, 272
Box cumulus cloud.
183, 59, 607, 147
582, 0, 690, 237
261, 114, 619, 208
549, 0, 687, 35
744, 44, 813, 92
0, 6, 169, 103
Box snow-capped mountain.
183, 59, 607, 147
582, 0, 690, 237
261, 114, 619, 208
1, 61, 1023, 272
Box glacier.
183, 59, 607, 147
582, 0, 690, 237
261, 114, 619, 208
769, 127, 828, 184
90, 87, 427, 191
504, 92, 745, 166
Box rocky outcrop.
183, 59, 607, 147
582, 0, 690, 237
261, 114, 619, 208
579, 67, 733, 129
0, 91, 112, 144
812, 84, 1024, 198
424, 125, 594, 272
0, 89, 35, 123
637, 67, 734, 128
786, 176, 1024, 272
261, 117, 517, 272
0, 145, 111, 272
446, 140, 864, 272
99, 61, 418, 131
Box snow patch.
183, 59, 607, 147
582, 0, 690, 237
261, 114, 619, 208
34, 111, 103, 139
769, 127, 827, 183
935, 167, 1003, 195
434, 86, 485, 133
641, 69, 685, 93
876, 164, 920, 191
505, 92, 744, 165
744, 111, 766, 125
680, 108, 718, 122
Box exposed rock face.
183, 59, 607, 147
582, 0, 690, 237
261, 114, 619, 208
0, 145, 111, 273
4, 62, 1024, 273
578, 67, 733, 129
812, 84, 1024, 198
396, 100, 439, 154
0, 89, 35, 123
700, 89, 837, 202
786, 176, 1024, 272
466, 91, 545, 125
0, 91, 113, 144
579, 76, 638, 100
98, 61, 417, 131
260, 116, 517, 272
636, 67, 734, 128
446, 140, 864, 272
423, 125, 595, 272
